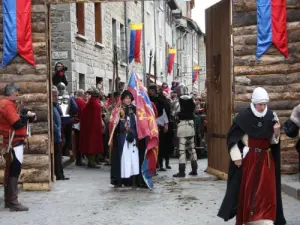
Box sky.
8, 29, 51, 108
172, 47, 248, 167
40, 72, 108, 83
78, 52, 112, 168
191, 0, 221, 33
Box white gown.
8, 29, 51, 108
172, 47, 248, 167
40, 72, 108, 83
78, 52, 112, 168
120, 116, 139, 178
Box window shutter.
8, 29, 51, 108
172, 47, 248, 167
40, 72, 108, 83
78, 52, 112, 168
76, 3, 85, 35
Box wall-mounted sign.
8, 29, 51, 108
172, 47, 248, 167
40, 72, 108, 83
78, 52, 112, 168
52, 51, 68, 60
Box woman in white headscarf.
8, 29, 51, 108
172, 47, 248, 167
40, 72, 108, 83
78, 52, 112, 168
218, 87, 286, 225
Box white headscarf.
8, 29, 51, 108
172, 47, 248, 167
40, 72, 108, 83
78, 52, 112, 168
250, 87, 269, 117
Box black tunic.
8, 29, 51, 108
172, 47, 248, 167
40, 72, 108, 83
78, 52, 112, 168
217, 108, 286, 225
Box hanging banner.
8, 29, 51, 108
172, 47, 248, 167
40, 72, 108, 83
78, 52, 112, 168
167, 48, 176, 75
192, 65, 200, 84
256, 0, 288, 59
129, 23, 143, 63
2, 0, 36, 69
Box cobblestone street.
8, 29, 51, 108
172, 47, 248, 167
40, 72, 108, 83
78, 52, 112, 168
0, 159, 299, 225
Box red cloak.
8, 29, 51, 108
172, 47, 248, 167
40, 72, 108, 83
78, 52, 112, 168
74, 97, 86, 122
79, 97, 104, 154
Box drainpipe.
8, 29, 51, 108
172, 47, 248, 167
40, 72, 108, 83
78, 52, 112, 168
191, 30, 194, 92
124, 2, 129, 81
141, 1, 147, 86
154, 0, 158, 85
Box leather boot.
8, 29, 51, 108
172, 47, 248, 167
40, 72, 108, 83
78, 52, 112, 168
7, 177, 29, 212
173, 163, 186, 177
189, 160, 198, 176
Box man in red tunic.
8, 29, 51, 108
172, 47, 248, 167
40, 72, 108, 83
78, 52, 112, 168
73, 89, 86, 166
0, 83, 36, 211
218, 87, 286, 225
79, 87, 104, 168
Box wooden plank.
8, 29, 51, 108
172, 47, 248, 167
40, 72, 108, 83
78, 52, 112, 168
23, 182, 51, 191
206, 0, 231, 175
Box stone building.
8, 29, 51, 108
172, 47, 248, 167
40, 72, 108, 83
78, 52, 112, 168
50, 2, 143, 94
50, 0, 204, 94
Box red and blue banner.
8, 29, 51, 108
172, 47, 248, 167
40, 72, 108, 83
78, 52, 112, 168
128, 73, 158, 190
192, 66, 200, 84
167, 48, 176, 74
2, 0, 35, 68
129, 23, 143, 63
256, 0, 288, 59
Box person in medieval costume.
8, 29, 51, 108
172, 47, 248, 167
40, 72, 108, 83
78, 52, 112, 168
79, 87, 104, 168
73, 89, 86, 166
148, 85, 171, 171
52, 86, 69, 180
57, 82, 78, 158
217, 87, 286, 225
0, 83, 36, 211
110, 90, 141, 188
172, 84, 198, 177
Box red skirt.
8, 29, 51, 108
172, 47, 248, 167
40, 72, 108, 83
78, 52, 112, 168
236, 150, 276, 225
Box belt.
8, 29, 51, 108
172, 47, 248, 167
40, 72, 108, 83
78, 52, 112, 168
249, 148, 270, 153
249, 147, 271, 168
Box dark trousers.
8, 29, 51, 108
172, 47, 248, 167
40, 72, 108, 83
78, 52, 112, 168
73, 129, 82, 163
62, 124, 73, 156
158, 129, 170, 168
54, 143, 64, 179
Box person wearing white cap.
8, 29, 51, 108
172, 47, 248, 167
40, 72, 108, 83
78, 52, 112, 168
218, 87, 286, 225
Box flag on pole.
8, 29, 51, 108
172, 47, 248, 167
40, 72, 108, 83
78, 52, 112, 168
127, 72, 158, 190
129, 23, 143, 63
2, 0, 35, 68
192, 66, 200, 84
167, 49, 176, 74
256, 0, 288, 59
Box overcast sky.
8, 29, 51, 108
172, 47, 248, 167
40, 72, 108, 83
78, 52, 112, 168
191, 0, 221, 33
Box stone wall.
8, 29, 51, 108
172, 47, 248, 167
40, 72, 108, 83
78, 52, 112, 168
53, 2, 145, 94
0, 0, 51, 190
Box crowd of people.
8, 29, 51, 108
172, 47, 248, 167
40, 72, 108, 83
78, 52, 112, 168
0, 63, 293, 225
50, 62, 208, 183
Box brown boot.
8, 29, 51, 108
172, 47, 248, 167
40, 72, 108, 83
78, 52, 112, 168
173, 163, 186, 177
7, 177, 29, 212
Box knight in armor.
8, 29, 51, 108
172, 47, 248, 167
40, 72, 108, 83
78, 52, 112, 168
56, 82, 78, 158
173, 84, 198, 177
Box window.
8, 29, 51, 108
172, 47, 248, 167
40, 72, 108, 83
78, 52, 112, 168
94, 3, 102, 43
112, 19, 117, 48
79, 73, 85, 90
158, 12, 163, 35
76, 3, 85, 35
166, 6, 172, 26
109, 79, 113, 92
120, 23, 126, 62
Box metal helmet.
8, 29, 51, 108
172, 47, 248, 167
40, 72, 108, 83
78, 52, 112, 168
176, 83, 188, 96
57, 82, 67, 96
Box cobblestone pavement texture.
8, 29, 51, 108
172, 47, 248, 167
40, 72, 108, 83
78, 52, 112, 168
0, 159, 299, 225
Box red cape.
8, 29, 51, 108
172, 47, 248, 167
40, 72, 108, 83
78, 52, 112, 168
79, 97, 104, 154
75, 97, 86, 121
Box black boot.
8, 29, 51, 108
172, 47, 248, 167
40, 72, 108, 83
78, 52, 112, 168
158, 158, 166, 171
165, 157, 171, 169
173, 164, 186, 177
189, 160, 198, 176
6, 177, 29, 212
